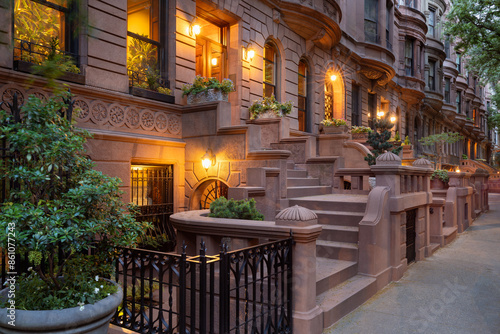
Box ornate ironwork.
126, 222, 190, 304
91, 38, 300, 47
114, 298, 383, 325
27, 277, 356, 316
200, 180, 229, 209
13, 38, 80, 68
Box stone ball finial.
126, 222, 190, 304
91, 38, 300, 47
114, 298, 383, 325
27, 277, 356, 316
376, 151, 402, 166
275, 205, 318, 227
412, 158, 433, 169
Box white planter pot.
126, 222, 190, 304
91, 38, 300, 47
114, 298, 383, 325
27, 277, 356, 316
187, 88, 228, 104
0, 280, 122, 334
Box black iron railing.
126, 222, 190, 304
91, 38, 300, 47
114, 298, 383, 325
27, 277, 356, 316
13, 38, 79, 68
128, 69, 170, 92
112, 238, 293, 334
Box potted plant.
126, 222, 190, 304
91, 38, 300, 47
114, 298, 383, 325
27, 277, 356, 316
320, 118, 348, 134
431, 169, 450, 189
248, 95, 293, 120
351, 125, 372, 140
182, 75, 235, 104
462, 154, 468, 160
129, 66, 174, 103
0, 92, 149, 333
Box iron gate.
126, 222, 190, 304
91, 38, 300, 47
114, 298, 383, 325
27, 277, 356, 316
131, 165, 176, 252
406, 208, 417, 264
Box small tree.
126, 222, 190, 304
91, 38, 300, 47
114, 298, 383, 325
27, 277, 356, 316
365, 117, 402, 166
419, 132, 463, 170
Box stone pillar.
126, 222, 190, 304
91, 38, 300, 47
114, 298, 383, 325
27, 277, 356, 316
275, 206, 323, 334
449, 172, 473, 232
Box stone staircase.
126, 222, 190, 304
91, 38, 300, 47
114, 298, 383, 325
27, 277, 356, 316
286, 164, 378, 329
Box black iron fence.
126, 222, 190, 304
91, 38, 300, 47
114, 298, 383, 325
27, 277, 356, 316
13, 38, 80, 68
112, 238, 293, 334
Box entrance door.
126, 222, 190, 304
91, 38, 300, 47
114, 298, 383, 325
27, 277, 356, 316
406, 209, 417, 263
131, 165, 175, 251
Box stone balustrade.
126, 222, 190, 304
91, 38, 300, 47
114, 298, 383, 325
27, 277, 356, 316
333, 168, 374, 195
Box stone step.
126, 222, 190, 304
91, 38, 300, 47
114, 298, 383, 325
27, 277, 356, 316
286, 161, 296, 170
289, 194, 367, 212
316, 258, 358, 296
443, 226, 458, 245
316, 240, 358, 262
287, 177, 320, 187
319, 225, 359, 243
317, 274, 377, 328
314, 210, 365, 227
287, 186, 331, 198
287, 169, 308, 178
428, 243, 440, 255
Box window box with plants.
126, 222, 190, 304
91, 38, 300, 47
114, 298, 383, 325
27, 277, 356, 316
0, 92, 149, 333
320, 118, 348, 134
351, 126, 372, 140
128, 67, 174, 104
430, 169, 450, 190
248, 95, 293, 120
182, 76, 235, 104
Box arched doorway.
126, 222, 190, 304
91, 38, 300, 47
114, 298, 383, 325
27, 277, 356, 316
190, 179, 229, 210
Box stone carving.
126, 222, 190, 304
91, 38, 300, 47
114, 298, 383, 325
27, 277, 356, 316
108, 103, 126, 127
90, 101, 108, 124
73, 98, 91, 122
140, 109, 155, 130
26, 89, 48, 102
154, 112, 168, 133
0, 85, 24, 110
323, 0, 337, 20
168, 115, 181, 135
360, 69, 383, 80
125, 107, 141, 129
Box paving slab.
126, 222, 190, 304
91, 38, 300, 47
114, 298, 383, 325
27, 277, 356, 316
324, 193, 500, 334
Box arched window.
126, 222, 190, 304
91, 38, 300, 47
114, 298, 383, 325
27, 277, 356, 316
324, 70, 344, 121
325, 77, 334, 120
263, 42, 278, 97
298, 59, 308, 132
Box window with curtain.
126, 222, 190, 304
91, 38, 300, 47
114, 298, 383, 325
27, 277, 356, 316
263, 43, 277, 98
298, 59, 308, 132
405, 37, 414, 76
365, 0, 378, 43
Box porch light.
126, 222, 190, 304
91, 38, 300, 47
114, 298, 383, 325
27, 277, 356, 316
330, 74, 337, 81
377, 111, 385, 118
456, 169, 461, 173
201, 149, 216, 170
390, 115, 396, 123
243, 44, 255, 61
211, 57, 218, 66
190, 23, 201, 36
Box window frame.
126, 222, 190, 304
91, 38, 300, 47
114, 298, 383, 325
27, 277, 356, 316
297, 59, 309, 132
456, 90, 462, 114
194, 15, 228, 82
364, 0, 379, 44
405, 37, 414, 76
428, 60, 436, 91
428, 7, 436, 38
444, 77, 451, 103
263, 42, 278, 98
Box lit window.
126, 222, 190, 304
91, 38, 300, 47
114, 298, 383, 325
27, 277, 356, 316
127, 0, 166, 89
298, 59, 308, 132
263, 43, 277, 98
365, 0, 379, 43
14, 0, 77, 66
195, 16, 227, 82
325, 76, 334, 120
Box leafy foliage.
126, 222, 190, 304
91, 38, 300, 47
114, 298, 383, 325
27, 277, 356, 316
0, 92, 149, 310
321, 118, 347, 127
249, 95, 293, 120
209, 197, 264, 221
182, 75, 235, 96
364, 117, 402, 166
351, 126, 372, 134
419, 132, 463, 170
431, 169, 450, 182
445, 0, 500, 109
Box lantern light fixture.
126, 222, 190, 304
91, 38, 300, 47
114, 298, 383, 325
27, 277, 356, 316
330, 74, 337, 81
243, 44, 255, 61
390, 115, 396, 123
201, 149, 216, 170
190, 23, 201, 36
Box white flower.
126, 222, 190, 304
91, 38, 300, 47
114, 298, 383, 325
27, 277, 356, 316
27, 267, 32, 272
107, 293, 110, 296
94, 287, 99, 294
95, 275, 99, 282
77, 302, 85, 311
100, 285, 103, 289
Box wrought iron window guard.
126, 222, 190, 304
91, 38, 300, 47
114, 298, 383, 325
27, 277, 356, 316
13, 38, 80, 68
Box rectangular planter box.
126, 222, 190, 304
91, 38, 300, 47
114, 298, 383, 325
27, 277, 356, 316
130, 86, 175, 104
14, 60, 86, 85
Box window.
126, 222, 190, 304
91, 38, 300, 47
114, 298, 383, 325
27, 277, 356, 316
195, 16, 227, 82
444, 37, 450, 58
444, 78, 451, 103
14, 0, 78, 66
428, 8, 436, 38
352, 84, 361, 126
473, 108, 477, 124
368, 93, 376, 130
456, 90, 461, 113
298, 59, 308, 132
404, 0, 416, 9
465, 100, 470, 118
405, 37, 414, 76
263, 43, 277, 98
386, 1, 392, 50
428, 60, 436, 91
365, 0, 378, 43
456, 52, 461, 73
325, 77, 334, 120
127, 0, 167, 86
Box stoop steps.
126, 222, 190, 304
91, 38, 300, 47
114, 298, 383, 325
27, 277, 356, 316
287, 164, 378, 328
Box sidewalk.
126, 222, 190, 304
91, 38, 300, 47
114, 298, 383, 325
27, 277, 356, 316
324, 193, 500, 334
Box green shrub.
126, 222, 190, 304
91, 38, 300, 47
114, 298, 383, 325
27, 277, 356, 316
209, 197, 264, 221
431, 169, 449, 182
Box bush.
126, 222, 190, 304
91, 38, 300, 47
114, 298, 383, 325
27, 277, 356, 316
249, 95, 292, 120
431, 169, 449, 182
209, 197, 264, 221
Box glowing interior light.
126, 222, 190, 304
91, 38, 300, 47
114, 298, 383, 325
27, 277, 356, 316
192, 24, 201, 35
211, 57, 218, 66
330, 74, 337, 81
247, 49, 255, 60
390, 116, 396, 122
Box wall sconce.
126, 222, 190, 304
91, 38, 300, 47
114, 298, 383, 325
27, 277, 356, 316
456, 169, 461, 173
211, 57, 218, 66
242, 44, 255, 61
201, 149, 216, 170
377, 111, 385, 118
190, 22, 201, 36
390, 115, 396, 123
330, 74, 337, 81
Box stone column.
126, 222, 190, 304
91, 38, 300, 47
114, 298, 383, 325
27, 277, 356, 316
275, 206, 323, 334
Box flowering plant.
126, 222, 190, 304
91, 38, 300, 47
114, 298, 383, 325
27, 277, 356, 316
0, 92, 149, 310
249, 95, 293, 120
182, 75, 235, 96
320, 118, 347, 127
351, 126, 373, 134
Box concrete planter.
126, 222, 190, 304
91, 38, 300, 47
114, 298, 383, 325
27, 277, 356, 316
430, 178, 448, 190
130, 86, 175, 104
351, 132, 369, 141
0, 280, 122, 334
253, 110, 283, 119
187, 88, 228, 104
322, 125, 347, 134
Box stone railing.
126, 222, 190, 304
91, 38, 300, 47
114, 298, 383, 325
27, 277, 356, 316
170, 206, 324, 334
333, 168, 374, 195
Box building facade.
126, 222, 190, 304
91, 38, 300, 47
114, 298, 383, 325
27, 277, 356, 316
0, 0, 497, 216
